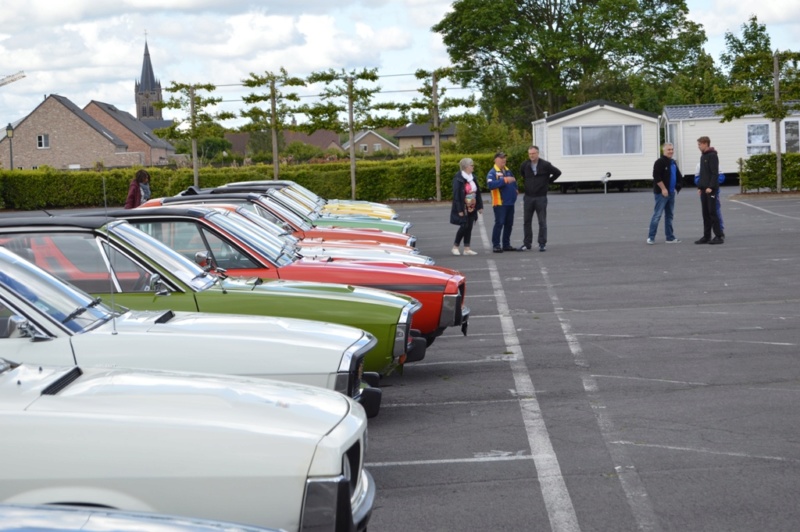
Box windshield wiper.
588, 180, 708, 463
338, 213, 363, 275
62, 297, 103, 324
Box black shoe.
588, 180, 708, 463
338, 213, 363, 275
518, 245, 531, 251
709, 236, 724, 245
694, 237, 710, 244
539, 244, 546, 252
493, 247, 503, 253
502, 246, 516, 252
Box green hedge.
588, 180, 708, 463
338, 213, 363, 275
740, 153, 800, 192
0, 154, 515, 210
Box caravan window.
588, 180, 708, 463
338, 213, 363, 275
562, 125, 642, 156
746, 124, 771, 154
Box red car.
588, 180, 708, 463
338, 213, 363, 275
105, 205, 469, 346
141, 192, 417, 248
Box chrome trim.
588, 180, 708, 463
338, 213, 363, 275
439, 293, 461, 328
393, 301, 421, 359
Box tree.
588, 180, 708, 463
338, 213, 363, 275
240, 68, 306, 179
408, 67, 476, 200
298, 68, 407, 200
154, 82, 235, 187
432, 0, 707, 128
717, 16, 800, 192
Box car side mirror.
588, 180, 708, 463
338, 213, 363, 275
3, 315, 34, 339
148, 273, 170, 296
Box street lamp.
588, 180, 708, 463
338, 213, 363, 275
5, 123, 13, 170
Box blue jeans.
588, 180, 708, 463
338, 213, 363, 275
648, 192, 676, 240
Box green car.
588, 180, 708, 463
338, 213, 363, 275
0, 216, 426, 374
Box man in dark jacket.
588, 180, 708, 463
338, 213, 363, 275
517, 145, 561, 252
647, 143, 683, 244
695, 136, 724, 245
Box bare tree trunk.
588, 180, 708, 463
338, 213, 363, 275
432, 71, 441, 202
190, 86, 199, 187
270, 79, 279, 180
774, 51, 783, 193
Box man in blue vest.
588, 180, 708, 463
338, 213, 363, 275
647, 142, 682, 244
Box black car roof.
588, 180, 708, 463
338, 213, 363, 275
0, 216, 116, 230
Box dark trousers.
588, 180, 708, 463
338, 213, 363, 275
522, 195, 548, 247
492, 205, 515, 248
700, 190, 722, 239
454, 216, 475, 247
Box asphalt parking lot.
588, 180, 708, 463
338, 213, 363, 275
367, 189, 800, 532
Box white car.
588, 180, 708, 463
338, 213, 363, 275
0, 246, 381, 417
0, 357, 374, 531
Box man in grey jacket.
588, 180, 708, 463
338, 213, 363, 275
517, 145, 561, 252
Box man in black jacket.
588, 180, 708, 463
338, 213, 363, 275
695, 136, 724, 245
647, 143, 683, 244
518, 145, 561, 251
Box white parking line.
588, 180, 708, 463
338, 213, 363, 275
367, 454, 534, 467
612, 441, 799, 463
540, 265, 661, 532
730, 199, 800, 220
475, 216, 581, 532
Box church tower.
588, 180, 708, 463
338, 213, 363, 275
135, 41, 163, 121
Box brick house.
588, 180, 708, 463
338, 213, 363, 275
84, 100, 175, 165
394, 122, 456, 153
341, 130, 399, 155
1, 95, 143, 170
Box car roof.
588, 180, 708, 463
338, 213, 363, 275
0, 216, 114, 230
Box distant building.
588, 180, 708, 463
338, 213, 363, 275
225, 130, 343, 157
135, 41, 165, 123
341, 130, 399, 155
394, 122, 456, 153
84, 100, 175, 165
0, 95, 144, 170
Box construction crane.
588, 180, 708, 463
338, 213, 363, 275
0, 71, 25, 88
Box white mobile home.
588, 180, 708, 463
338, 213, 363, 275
531, 100, 659, 191
662, 104, 800, 178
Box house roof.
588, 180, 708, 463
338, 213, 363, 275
87, 100, 174, 150
284, 129, 342, 150
341, 130, 399, 150
48, 95, 128, 149
394, 122, 456, 138
663, 103, 800, 121
543, 100, 658, 123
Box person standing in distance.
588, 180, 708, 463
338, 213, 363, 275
125, 169, 151, 209
450, 158, 484, 255
695, 136, 723, 245
647, 143, 682, 244
486, 151, 518, 253
518, 145, 561, 252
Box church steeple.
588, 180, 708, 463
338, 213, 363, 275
135, 40, 163, 121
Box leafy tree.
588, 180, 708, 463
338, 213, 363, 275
298, 68, 407, 200
717, 15, 800, 191
453, 110, 531, 154
154, 82, 235, 186
408, 67, 476, 200
240, 68, 306, 179
432, 0, 707, 129
663, 51, 726, 105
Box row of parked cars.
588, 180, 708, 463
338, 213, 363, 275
0, 180, 470, 531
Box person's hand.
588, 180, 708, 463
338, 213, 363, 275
478, 209, 483, 215
661, 189, 668, 197
705, 188, 712, 193
458, 212, 464, 217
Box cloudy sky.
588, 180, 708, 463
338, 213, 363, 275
1, 0, 799, 129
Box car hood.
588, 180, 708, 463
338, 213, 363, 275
219, 277, 418, 307
284, 259, 464, 285
13, 364, 352, 437
298, 246, 433, 265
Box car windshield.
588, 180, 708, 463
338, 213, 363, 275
108, 221, 216, 291
265, 189, 321, 223
287, 182, 325, 205
233, 208, 299, 244
257, 197, 311, 231
0, 248, 113, 333
206, 211, 295, 266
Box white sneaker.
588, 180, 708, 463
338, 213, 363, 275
463, 249, 478, 255
451, 247, 461, 255
646, 238, 655, 245
666, 238, 682, 244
